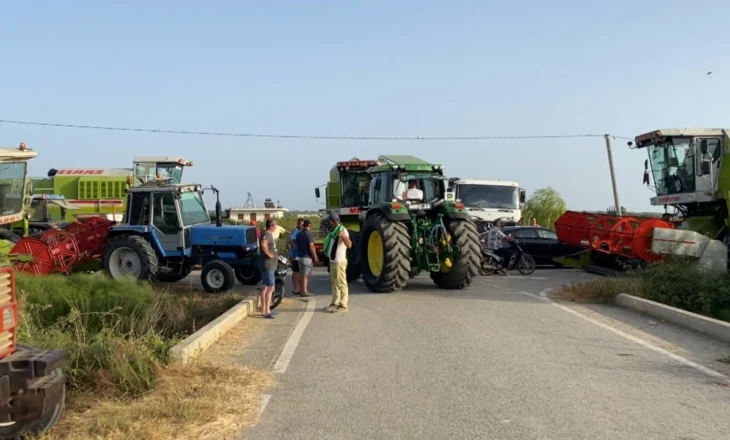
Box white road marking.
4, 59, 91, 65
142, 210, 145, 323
273, 297, 316, 374
518, 291, 728, 381
259, 394, 272, 416
539, 288, 552, 298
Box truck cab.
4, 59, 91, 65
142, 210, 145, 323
446, 179, 526, 230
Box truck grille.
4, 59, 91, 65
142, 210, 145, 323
246, 227, 258, 245
0, 268, 18, 358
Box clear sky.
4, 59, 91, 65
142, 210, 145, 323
2, 1, 729, 212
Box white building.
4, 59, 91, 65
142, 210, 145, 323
228, 207, 288, 223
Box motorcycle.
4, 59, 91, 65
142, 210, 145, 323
478, 237, 536, 276
256, 254, 289, 310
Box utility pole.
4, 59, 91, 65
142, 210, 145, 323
604, 134, 621, 216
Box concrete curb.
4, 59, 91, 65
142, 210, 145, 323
169, 296, 258, 365
615, 293, 730, 344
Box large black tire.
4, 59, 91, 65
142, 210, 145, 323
101, 234, 159, 281
156, 265, 194, 282
360, 214, 411, 293
0, 344, 65, 439
0, 229, 20, 244
201, 260, 236, 293
430, 219, 481, 289
234, 266, 262, 285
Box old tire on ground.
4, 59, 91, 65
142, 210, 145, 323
0, 346, 65, 439
360, 214, 411, 293
102, 234, 159, 281
156, 265, 193, 282
234, 266, 262, 285
430, 219, 481, 289
201, 260, 236, 293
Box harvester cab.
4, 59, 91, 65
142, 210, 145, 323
102, 181, 261, 292
356, 155, 481, 292
0, 143, 36, 246
131, 156, 194, 186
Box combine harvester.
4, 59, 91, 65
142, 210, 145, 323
554, 128, 730, 274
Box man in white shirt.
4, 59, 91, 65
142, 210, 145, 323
324, 212, 352, 313
485, 220, 516, 268
405, 180, 424, 201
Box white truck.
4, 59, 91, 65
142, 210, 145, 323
446, 179, 526, 232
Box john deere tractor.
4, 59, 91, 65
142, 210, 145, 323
317, 155, 481, 292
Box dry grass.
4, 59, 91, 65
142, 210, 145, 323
551, 277, 640, 304
40, 362, 275, 440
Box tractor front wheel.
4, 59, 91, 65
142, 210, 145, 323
202, 260, 236, 293
102, 234, 159, 281
430, 219, 481, 289
360, 214, 411, 293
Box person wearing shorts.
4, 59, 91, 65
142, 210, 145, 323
259, 218, 279, 318
295, 219, 319, 296
289, 218, 304, 295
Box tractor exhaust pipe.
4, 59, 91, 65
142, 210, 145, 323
210, 186, 223, 227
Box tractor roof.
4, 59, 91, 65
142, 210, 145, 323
127, 182, 202, 193
635, 128, 729, 144
370, 155, 442, 172
133, 156, 194, 166
0, 145, 37, 163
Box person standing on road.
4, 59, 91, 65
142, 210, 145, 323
260, 218, 279, 319
289, 218, 304, 295
323, 213, 351, 313
295, 219, 319, 297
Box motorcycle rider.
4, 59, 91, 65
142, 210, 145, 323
485, 219, 517, 270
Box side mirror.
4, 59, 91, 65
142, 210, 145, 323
643, 170, 650, 185
519, 188, 526, 204
315, 188, 321, 198
644, 159, 648, 171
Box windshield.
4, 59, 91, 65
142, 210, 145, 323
179, 191, 210, 225
134, 162, 185, 184
0, 162, 27, 217
457, 184, 519, 209
392, 174, 444, 203
156, 163, 185, 184
341, 171, 370, 206
647, 137, 695, 195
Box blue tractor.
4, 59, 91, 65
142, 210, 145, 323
100, 181, 260, 293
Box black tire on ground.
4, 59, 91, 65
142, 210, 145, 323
0, 229, 20, 244
234, 266, 262, 285
0, 363, 65, 439
360, 213, 411, 293
346, 231, 361, 283
430, 219, 481, 289
271, 275, 284, 310
101, 234, 159, 281
156, 265, 193, 282
201, 260, 236, 293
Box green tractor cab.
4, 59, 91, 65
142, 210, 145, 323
317, 155, 481, 292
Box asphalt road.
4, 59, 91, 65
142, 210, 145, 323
224, 268, 730, 440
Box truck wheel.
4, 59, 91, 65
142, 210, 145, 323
346, 231, 361, 283
360, 213, 411, 293
156, 265, 193, 282
202, 260, 236, 293
102, 234, 159, 281
430, 219, 481, 289
234, 266, 262, 285
0, 367, 65, 439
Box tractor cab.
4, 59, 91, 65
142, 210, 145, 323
368, 155, 448, 210
131, 157, 194, 186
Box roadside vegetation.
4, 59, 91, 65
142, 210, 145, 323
554, 258, 730, 323
17, 272, 272, 439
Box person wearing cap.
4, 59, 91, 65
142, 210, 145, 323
294, 219, 319, 296
323, 212, 352, 312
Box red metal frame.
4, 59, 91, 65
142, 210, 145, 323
554, 211, 674, 262
0, 267, 19, 359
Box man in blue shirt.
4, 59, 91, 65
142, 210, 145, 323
295, 219, 319, 296
288, 218, 304, 295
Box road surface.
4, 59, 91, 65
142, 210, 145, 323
214, 268, 730, 440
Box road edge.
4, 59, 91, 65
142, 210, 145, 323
170, 297, 257, 365
615, 293, 730, 344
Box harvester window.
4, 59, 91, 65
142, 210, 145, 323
153, 193, 180, 234
0, 162, 26, 216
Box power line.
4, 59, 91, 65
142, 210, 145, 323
0, 119, 630, 142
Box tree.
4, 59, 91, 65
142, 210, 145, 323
522, 187, 567, 230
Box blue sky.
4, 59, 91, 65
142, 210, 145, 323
2, 1, 729, 212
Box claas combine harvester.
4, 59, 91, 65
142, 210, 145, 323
554, 128, 730, 273
314, 155, 481, 292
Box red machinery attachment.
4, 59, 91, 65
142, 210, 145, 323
554, 211, 674, 263
10, 217, 114, 275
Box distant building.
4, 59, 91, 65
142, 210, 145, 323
228, 198, 288, 223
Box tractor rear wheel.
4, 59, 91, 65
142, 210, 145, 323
102, 234, 159, 281
430, 219, 481, 289
360, 214, 411, 293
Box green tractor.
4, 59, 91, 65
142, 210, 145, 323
317, 155, 481, 292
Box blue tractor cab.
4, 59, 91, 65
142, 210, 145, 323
101, 181, 260, 292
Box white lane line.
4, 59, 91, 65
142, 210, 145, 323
272, 297, 316, 374
259, 394, 272, 416
539, 288, 552, 298
518, 291, 728, 381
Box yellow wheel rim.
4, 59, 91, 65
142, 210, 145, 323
367, 230, 384, 277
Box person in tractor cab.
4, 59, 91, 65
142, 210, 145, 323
405, 180, 424, 201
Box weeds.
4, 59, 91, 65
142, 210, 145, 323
553, 277, 639, 304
